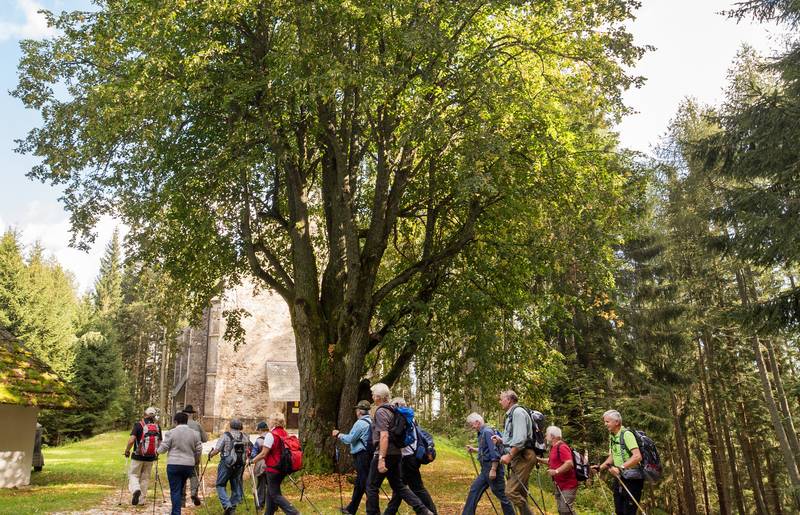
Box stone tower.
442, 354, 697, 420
171, 281, 300, 432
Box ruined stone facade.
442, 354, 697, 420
172, 282, 300, 432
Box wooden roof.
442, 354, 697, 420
0, 328, 79, 409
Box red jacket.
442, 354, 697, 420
265, 427, 288, 473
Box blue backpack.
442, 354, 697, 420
414, 425, 436, 465
396, 406, 417, 447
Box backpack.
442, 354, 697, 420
556, 442, 589, 482
277, 433, 304, 474
364, 418, 376, 456
379, 405, 414, 448
620, 429, 662, 482
137, 419, 160, 458
223, 431, 247, 471
414, 425, 436, 465
509, 406, 547, 457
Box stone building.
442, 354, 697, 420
171, 282, 300, 432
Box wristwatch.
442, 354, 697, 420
620, 464, 626, 471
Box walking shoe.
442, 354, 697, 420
224, 507, 235, 515
131, 489, 141, 505
191, 494, 201, 506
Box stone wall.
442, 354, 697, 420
207, 282, 296, 431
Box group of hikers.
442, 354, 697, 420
121, 386, 657, 515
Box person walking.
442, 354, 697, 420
383, 398, 437, 515
332, 400, 373, 515
251, 412, 300, 515
491, 390, 536, 515
597, 410, 644, 515
251, 421, 269, 510
462, 412, 515, 515
536, 426, 577, 515
32, 422, 44, 472
365, 383, 434, 515
123, 406, 162, 505
182, 405, 207, 507
208, 419, 250, 515
157, 412, 202, 515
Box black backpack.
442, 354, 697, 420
509, 406, 547, 457
224, 431, 247, 471
620, 429, 663, 482
378, 405, 409, 448
555, 442, 589, 482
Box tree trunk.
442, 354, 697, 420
765, 338, 800, 459
720, 395, 747, 515
765, 446, 785, 515
697, 339, 731, 514
695, 443, 711, 515
736, 402, 769, 515
736, 269, 800, 508
158, 327, 170, 419
671, 391, 698, 515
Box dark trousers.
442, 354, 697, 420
365, 454, 430, 515
383, 455, 436, 515
265, 471, 299, 515
613, 476, 644, 515
256, 473, 267, 509
166, 464, 195, 515
462, 461, 515, 515
345, 450, 371, 514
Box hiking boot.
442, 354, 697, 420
131, 489, 141, 505
224, 507, 235, 515
191, 494, 201, 506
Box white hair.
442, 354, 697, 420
603, 409, 622, 423
371, 383, 391, 401
546, 426, 562, 439
391, 397, 407, 407
466, 412, 484, 425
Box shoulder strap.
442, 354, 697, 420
619, 429, 629, 459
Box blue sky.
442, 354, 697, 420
0, 0, 782, 292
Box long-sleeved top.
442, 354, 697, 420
187, 418, 208, 443
157, 424, 202, 466
502, 404, 532, 452
338, 414, 372, 454
477, 424, 502, 463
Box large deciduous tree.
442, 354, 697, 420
15, 0, 643, 464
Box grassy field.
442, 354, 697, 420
0, 431, 630, 514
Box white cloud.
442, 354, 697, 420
0, 200, 127, 294
0, 0, 56, 41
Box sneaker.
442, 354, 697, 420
131, 489, 141, 505
191, 494, 201, 506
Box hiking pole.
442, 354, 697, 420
554, 481, 576, 515
506, 464, 546, 515
199, 456, 212, 515
248, 461, 259, 512
117, 455, 130, 505
287, 474, 323, 515
334, 446, 345, 512
614, 475, 647, 515
535, 464, 546, 512
381, 485, 392, 502
468, 452, 499, 515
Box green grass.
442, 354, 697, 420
0, 431, 645, 514
0, 431, 130, 514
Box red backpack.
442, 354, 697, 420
278, 434, 303, 474
137, 419, 161, 457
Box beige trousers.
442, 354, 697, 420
506, 448, 536, 515
128, 459, 154, 499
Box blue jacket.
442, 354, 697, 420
477, 424, 502, 463
338, 415, 372, 454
